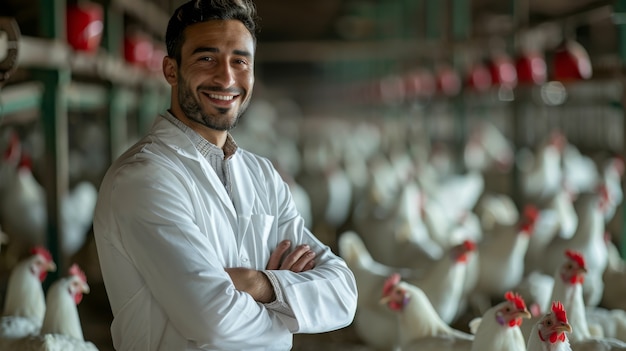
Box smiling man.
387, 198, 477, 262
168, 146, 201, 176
92, 1, 357, 350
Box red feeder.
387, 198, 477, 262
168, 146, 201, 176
66, 2, 104, 53
124, 32, 154, 68
552, 40, 592, 81
515, 50, 547, 85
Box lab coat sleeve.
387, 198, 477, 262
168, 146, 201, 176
258, 158, 358, 334
108, 160, 288, 347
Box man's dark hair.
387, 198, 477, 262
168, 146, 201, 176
165, 0, 258, 64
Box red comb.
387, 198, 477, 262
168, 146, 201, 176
551, 301, 568, 324
463, 240, 476, 252
69, 263, 87, 283
382, 273, 401, 297
3, 132, 20, 161
518, 205, 539, 234
597, 183, 609, 199
504, 291, 527, 310
565, 250, 586, 270
17, 152, 33, 170
30, 246, 53, 262
549, 130, 567, 150
523, 205, 540, 222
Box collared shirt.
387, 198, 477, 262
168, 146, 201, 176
160, 112, 296, 321
162, 111, 236, 193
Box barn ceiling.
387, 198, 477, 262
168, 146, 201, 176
4, 0, 616, 42
2, 0, 620, 107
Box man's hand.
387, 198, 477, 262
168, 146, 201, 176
266, 240, 316, 272
225, 240, 316, 303
226, 268, 275, 303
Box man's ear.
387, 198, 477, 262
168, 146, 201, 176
163, 56, 178, 85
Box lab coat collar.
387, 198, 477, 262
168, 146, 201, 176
150, 115, 239, 220
151, 115, 204, 161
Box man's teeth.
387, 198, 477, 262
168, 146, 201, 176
208, 94, 234, 101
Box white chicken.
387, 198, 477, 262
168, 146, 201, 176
518, 130, 566, 206
0, 135, 47, 265
521, 250, 592, 342
421, 195, 483, 252
275, 164, 313, 230
526, 301, 573, 351
525, 186, 578, 274
0, 247, 57, 339
552, 250, 595, 342
599, 156, 624, 224
586, 307, 626, 343
601, 239, 626, 311
471, 205, 538, 314
0, 263, 98, 351
296, 121, 354, 241
570, 336, 626, 350
463, 120, 515, 174
380, 273, 474, 350
543, 191, 608, 307
0, 134, 98, 264
406, 240, 477, 325
352, 179, 444, 269
535, 249, 626, 350
514, 270, 555, 318
40, 264, 92, 341
339, 230, 477, 349
473, 192, 519, 233
562, 143, 600, 197
422, 170, 485, 248
468, 291, 531, 351
337, 230, 417, 349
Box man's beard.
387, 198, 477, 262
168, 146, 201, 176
177, 75, 249, 131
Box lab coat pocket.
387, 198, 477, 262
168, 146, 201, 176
236, 214, 275, 254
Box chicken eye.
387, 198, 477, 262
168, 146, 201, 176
546, 320, 552, 326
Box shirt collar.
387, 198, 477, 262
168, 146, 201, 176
162, 110, 238, 159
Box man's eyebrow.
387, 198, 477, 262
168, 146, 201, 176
192, 47, 219, 55
191, 47, 252, 58
233, 49, 252, 58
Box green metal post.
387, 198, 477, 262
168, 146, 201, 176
102, 4, 129, 161
451, 0, 470, 162
108, 86, 128, 159
139, 84, 160, 135
36, 0, 68, 283
511, 0, 527, 207
616, 0, 626, 259
102, 1, 123, 57
451, 0, 471, 42
425, 0, 443, 40
424, 0, 445, 138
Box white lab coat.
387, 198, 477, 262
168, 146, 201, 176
93, 116, 357, 351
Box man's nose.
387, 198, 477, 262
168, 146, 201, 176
212, 61, 235, 87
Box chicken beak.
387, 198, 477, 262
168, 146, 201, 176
517, 309, 532, 319
555, 322, 572, 334
379, 295, 391, 305
47, 261, 57, 272
82, 282, 91, 294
